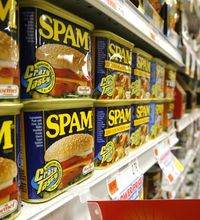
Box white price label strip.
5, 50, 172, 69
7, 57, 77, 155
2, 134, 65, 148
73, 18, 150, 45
154, 144, 184, 184
107, 160, 143, 200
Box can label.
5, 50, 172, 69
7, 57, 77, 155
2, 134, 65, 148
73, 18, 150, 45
164, 102, 174, 131
21, 107, 94, 202
131, 53, 151, 99
150, 62, 156, 98
156, 63, 165, 98
149, 103, 164, 139
20, 6, 92, 99
0, 0, 19, 99
130, 104, 150, 148
165, 68, 176, 98
0, 114, 21, 219
95, 105, 131, 168
93, 37, 132, 99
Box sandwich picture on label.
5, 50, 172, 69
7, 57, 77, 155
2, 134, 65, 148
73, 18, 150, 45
0, 157, 18, 206
44, 133, 94, 190
35, 44, 92, 97
0, 31, 19, 87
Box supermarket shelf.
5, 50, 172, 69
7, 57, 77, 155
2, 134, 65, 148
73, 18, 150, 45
17, 130, 177, 220
175, 109, 200, 132
162, 143, 200, 199
47, 0, 184, 66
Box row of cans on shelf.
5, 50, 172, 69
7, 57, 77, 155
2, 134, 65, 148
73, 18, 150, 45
0, 98, 174, 218
0, 0, 176, 101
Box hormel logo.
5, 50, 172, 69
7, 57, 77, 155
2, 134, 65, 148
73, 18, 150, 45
0, 85, 19, 98
0, 200, 18, 219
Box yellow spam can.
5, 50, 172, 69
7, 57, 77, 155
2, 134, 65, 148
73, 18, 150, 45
0, 102, 23, 219
20, 99, 94, 202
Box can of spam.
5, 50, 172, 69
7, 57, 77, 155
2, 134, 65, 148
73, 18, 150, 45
165, 65, 176, 98
94, 100, 131, 168
0, 102, 22, 219
131, 48, 152, 99
149, 101, 164, 139
20, 0, 94, 100
20, 99, 94, 202
92, 30, 133, 99
130, 101, 150, 149
151, 58, 166, 98
164, 101, 174, 131
0, 0, 19, 100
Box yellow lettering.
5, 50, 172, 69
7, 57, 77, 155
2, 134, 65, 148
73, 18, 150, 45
0, 120, 13, 150
80, 111, 92, 129
59, 114, 71, 136
34, 168, 44, 182
63, 24, 77, 47
39, 15, 53, 39
76, 28, 89, 51
53, 18, 65, 41
108, 108, 131, 127
69, 113, 81, 133
46, 115, 59, 138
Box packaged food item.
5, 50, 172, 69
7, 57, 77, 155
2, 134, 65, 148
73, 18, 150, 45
173, 81, 186, 119
163, 101, 174, 131
131, 48, 152, 99
176, 74, 196, 112
149, 102, 164, 139
20, 99, 94, 202
0, 0, 19, 100
165, 64, 176, 98
144, 164, 162, 199
94, 100, 131, 168
20, 0, 94, 99
0, 102, 22, 219
151, 58, 166, 98
92, 30, 133, 99
130, 102, 150, 148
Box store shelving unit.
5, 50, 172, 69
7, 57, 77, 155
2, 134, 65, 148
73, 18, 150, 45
17, 129, 178, 220
13, 1, 200, 219
47, 0, 184, 66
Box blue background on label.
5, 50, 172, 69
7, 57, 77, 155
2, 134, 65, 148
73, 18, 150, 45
149, 102, 155, 134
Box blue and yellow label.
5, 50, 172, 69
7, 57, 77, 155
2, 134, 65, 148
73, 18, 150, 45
131, 52, 151, 99
95, 105, 131, 168
24, 61, 55, 94
32, 160, 62, 195
130, 104, 150, 148
93, 37, 132, 99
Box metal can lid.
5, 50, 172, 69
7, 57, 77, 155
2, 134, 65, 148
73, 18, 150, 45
92, 30, 134, 49
0, 102, 23, 115
133, 48, 152, 60
20, 0, 94, 31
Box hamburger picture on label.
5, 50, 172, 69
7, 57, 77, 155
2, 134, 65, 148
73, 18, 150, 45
35, 44, 92, 98
43, 133, 94, 193
0, 157, 19, 213
0, 31, 19, 99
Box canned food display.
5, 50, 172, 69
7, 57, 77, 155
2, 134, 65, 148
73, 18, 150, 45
92, 30, 133, 99
94, 100, 131, 168
20, 99, 94, 202
0, 102, 22, 219
130, 102, 150, 148
0, 0, 19, 100
131, 48, 152, 99
20, 0, 94, 99
165, 65, 176, 98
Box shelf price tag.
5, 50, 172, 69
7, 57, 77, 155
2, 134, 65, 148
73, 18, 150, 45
100, 0, 124, 16
106, 160, 143, 200
154, 143, 184, 184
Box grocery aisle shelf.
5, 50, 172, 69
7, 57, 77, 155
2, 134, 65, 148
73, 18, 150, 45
17, 130, 177, 220
162, 143, 200, 199
175, 109, 200, 132
85, 0, 184, 66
